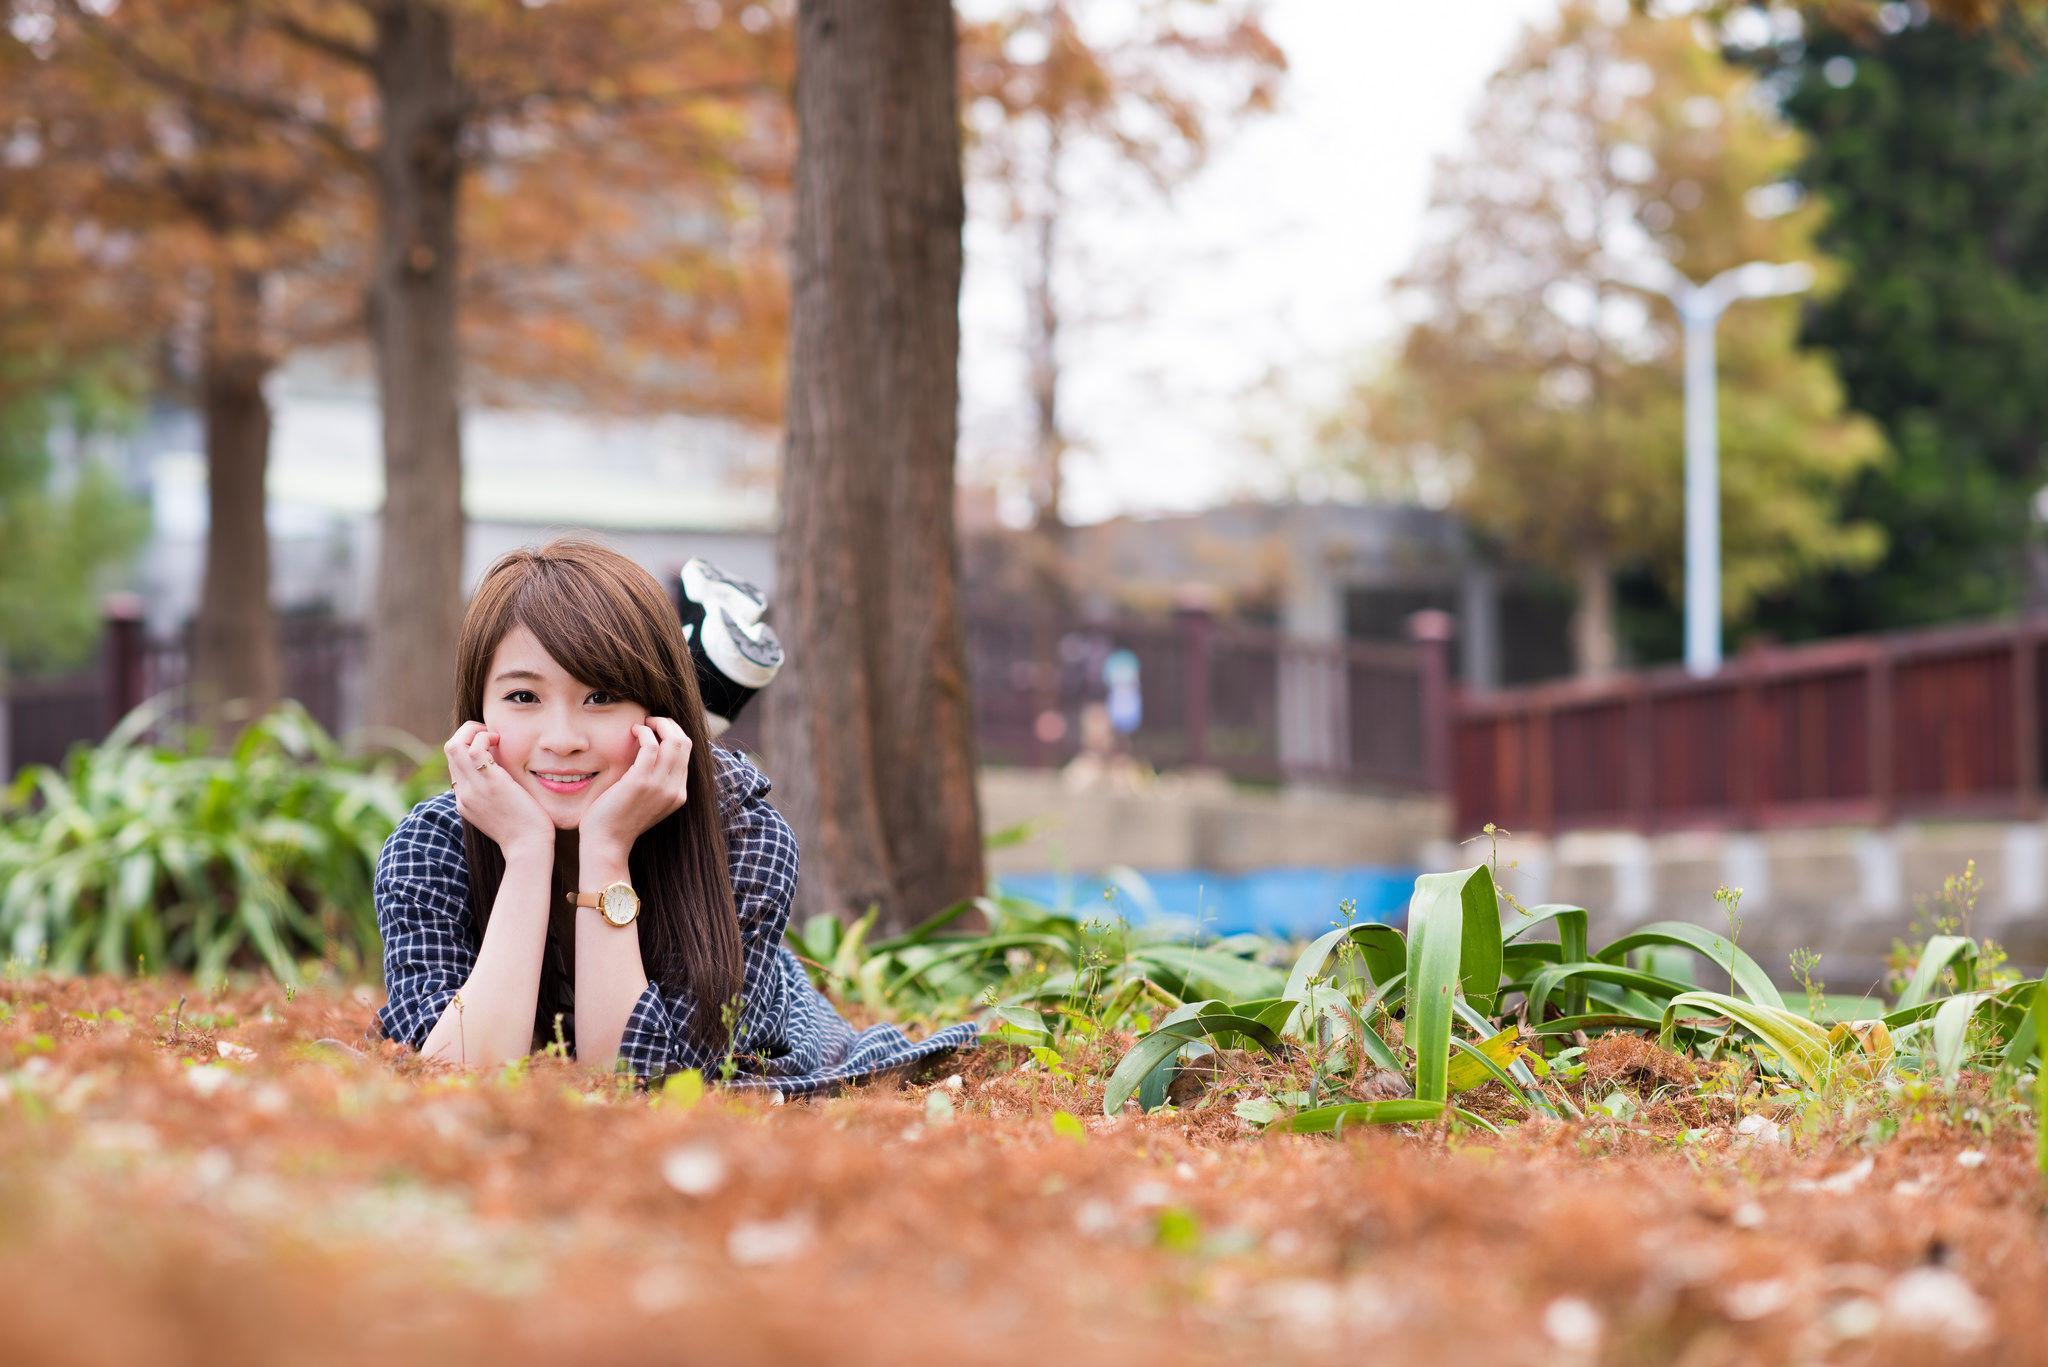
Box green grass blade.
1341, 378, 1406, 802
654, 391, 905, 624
1281, 1098, 1446, 1134
1282, 922, 1405, 1035
2031, 981, 2046, 1180
1130, 944, 1287, 1003
1896, 935, 1981, 1010
1930, 991, 1993, 1082
1596, 921, 1784, 1009
1102, 1010, 1284, 1116
1525, 962, 1694, 1022
1660, 990, 1832, 1090
1405, 865, 1503, 1103
1505, 903, 1588, 1010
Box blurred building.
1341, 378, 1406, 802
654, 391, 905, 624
966, 501, 1573, 692
120, 355, 1572, 699
123, 348, 778, 639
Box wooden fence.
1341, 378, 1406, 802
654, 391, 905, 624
1453, 617, 2048, 834
966, 609, 1439, 793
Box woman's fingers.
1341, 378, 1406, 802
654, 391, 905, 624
465, 730, 501, 777
444, 720, 485, 756
647, 717, 691, 809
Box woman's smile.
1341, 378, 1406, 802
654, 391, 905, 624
532, 769, 599, 794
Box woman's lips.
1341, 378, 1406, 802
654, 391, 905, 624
533, 771, 597, 794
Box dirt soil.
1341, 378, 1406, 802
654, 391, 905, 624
1, 973, 2043, 1367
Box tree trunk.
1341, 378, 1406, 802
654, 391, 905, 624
1572, 550, 1619, 679
1024, 181, 1074, 609
364, 1, 466, 746
769, 0, 985, 931
189, 269, 281, 731
1026, 188, 1064, 537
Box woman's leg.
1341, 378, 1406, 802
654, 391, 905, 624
680, 558, 784, 735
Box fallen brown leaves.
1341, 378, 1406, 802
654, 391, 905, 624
0, 972, 2042, 1367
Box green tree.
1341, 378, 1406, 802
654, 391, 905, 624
1330, 1, 1883, 675
0, 367, 150, 675
1739, 10, 2048, 636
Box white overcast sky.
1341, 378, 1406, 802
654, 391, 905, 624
957, 0, 1561, 525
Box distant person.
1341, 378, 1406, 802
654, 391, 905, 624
370, 536, 976, 1094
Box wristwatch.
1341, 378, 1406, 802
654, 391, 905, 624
568, 880, 640, 928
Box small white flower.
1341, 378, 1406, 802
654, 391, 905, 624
1883, 1267, 1991, 1348
1826, 1297, 1882, 1341
1792, 1156, 1873, 1194
184, 1064, 235, 1097
661, 1143, 727, 1196
215, 1040, 257, 1062
727, 1212, 814, 1266
1723, 1279, 1795, 1321
1730, 1202, 1766, 1229
191, 1147, 234, 1187
1543, 1297, 1603, 1351
1955, 1149, 1986, 1168
1251, 1279, 1339, 1333
630, 1266, 692, 1313
1073, 1199, 1118, 1236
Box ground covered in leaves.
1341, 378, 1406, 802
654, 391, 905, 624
1, 973, 2043, 1366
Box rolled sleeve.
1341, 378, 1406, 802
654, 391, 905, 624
372, 793, 478, 1050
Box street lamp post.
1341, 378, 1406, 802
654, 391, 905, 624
1615, 259, 1815, 676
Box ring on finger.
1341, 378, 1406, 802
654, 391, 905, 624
475, 754, 494, 771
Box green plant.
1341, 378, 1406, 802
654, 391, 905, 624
0, 699, 439, 985
1098, 863, 2046, 1136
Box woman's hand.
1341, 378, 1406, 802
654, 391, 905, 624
445, 721, 553, 858
580, 716, 692, 862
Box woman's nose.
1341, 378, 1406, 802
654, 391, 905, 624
536, 708, 590, 756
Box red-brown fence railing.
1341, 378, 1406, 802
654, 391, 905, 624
1453, 617, 2048, 834
966, 609, 1437, 793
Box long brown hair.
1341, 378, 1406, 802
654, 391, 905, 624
454, 536, 742, 1059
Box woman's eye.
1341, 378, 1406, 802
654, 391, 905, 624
586, 691, 619, 706
503, 689, 538, 704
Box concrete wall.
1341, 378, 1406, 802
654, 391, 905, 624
979, 763, 2048, 985
978, 767, 1446, 879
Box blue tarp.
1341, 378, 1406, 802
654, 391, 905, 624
991, 865, 1418, 941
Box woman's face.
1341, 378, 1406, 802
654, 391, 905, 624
479, 622, 651, 830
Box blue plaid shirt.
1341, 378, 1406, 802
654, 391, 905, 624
373, 744, 976, 1097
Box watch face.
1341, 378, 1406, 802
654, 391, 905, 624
601, 884, 637, 926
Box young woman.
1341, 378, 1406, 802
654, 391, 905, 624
372, 537, 977, 1096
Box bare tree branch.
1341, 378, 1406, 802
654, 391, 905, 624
55, 0, 372, 175
457, 76, 778, 125
252, 5, 376, 70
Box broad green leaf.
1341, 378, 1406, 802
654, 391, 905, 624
1405, 865, 1504, 1103
1659, 990, 1833, 1090
1446, 1027, 1529, 1098
1130, 944, 1285, 1003
1525, 963, 1695, 1022
1596, 921, 1784, 1009
1896, 935, 1980, 1010
1281, 1098, 1446, 1134
1281, 922, 1403, 1040
1102, 1009, 1284, 1116
1930, 991, 1993, 1082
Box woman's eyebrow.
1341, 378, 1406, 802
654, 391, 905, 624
492, 670, 547, 683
